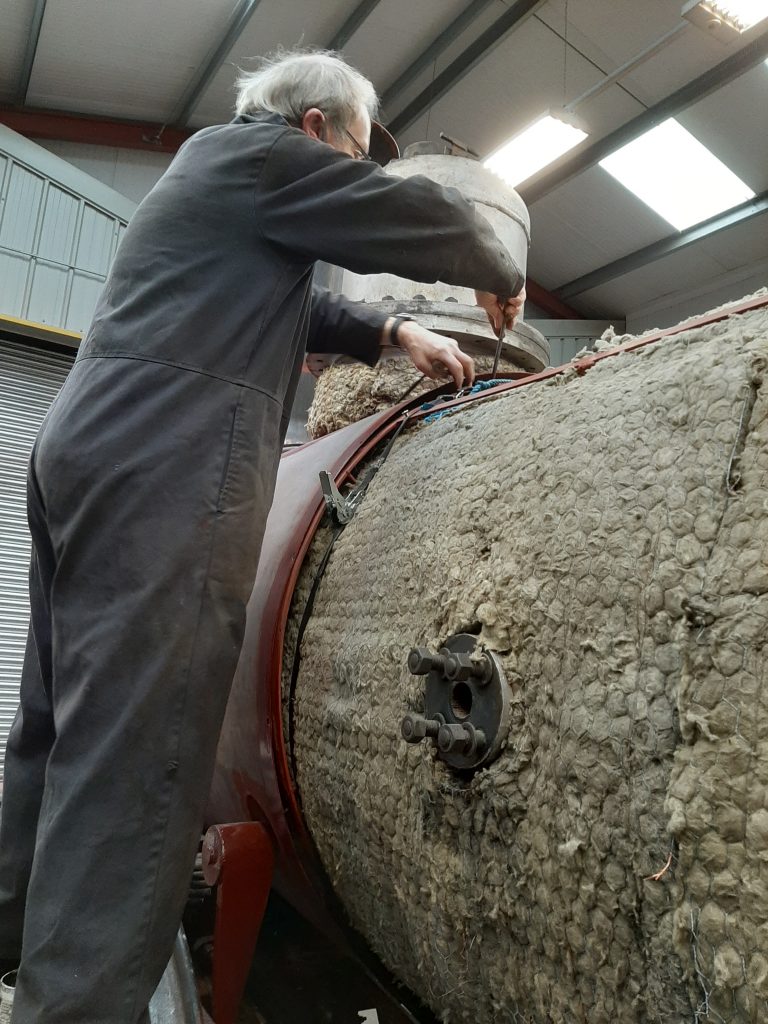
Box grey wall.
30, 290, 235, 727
528, 319, 626, 366
36, 140, 173, 205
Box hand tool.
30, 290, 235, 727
491, 303, 506, 377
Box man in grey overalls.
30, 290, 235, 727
0, 50, 524, 1022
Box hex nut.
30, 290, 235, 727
408, 647, 443, 675
401, 713, 428, 742
443, 652, 475, 681
438, 723, 471, 754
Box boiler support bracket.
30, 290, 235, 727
202, 822, 275, 1024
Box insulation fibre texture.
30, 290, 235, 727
287, 305, 768, 1023
307, 352, 526, 438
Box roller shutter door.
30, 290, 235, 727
0, 338, 74, 777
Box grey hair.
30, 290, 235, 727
235, 49, 378, 131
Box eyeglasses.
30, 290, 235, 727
295, 108, 373, 161
343, 127, 372, 162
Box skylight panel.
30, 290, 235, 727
484, 115, 588, 189
598, 118, 755, 231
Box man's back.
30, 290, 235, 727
82, 112, 313, 401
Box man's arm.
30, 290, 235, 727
309, 286, 475, 389
255, 129, 523, 300
308, 285, 388, 367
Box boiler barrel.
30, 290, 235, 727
209, 300, 768, 1021
282, 302, 768, 1023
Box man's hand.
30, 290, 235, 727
475, 287, 526, 334
387, 320, 475, 389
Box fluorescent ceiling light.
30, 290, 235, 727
682, 0, 768, 33
599, 118, 755, 231
719, 0, 768, 27
484, 115, 588, 189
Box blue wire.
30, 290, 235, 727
423, 379, 509, 425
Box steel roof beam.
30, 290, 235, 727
556, 190, 768, 299
387, 0, 543, 137
379, 0, 495, 113
16, 0, 47, 105
520, 25, 768, 206
525, 278, 582, 319
328, 0, 384, 51
1, 106, 193, 154
170, 0, 265, 128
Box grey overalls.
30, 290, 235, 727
0, 111, 522, 1022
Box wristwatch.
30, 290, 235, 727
389, 315, 415, 348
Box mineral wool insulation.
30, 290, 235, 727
307, 352, 526, 438
286, 302, 768, 1024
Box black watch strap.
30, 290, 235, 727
389, 315, 415, 348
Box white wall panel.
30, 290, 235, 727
0, 163, 45, 252
27, 261, 70, 326
0, 127, 135, 221
76, 205, 116, 275
0, 251, 31, 315
66, 273, 105, 333
38, 184, 80, 264
0, 126, 135, 334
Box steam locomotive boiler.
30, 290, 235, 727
199, 144, 768, 1024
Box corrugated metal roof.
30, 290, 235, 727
678, 66, 768, 193
0, 0, 765, 321
189, 0, 354, 127
0, 0, 38, 103
26, 0, 241, 122
338, 0, 473, 103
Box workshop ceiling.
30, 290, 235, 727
1, 0, 766, 326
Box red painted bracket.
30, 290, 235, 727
202, 822, 275, 1024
